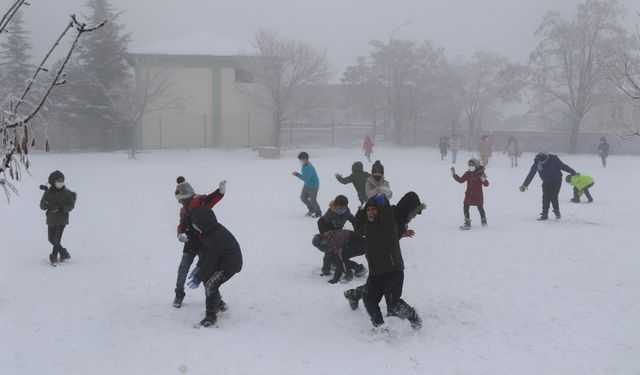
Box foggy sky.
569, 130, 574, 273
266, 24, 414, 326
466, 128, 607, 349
14, 0, 640, 75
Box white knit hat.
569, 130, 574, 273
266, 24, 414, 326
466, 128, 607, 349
175, 176, 195, 200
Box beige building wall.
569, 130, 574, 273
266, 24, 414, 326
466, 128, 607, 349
140, 66, 213, 149
219, 68, 274, 147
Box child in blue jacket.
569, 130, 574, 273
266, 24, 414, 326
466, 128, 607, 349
292, 151, 321, 217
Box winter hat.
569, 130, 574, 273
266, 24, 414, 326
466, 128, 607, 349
175, 176, 195, 200
372, 160, 384, 175
335, 195, 348, 207
468, 158, 480, 167
48, 170, 64, 185
396, 191, 426, 221
534, 151, 549, 161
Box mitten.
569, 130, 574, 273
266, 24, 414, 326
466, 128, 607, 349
177, 233, 189, 243
218, 180, 227, 194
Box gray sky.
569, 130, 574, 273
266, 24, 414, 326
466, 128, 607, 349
14, 0, 640, 75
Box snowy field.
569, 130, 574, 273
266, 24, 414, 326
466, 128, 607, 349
0, 146, 638, 375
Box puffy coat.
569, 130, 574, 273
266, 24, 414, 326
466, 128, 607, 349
453, 166, 489, 206
317, 200, 354, 233
523, 154, 576, 185
365, 176, 392, 199
568, 174, 594, 192
335, 162, 370, 203
39, 172, 76, 226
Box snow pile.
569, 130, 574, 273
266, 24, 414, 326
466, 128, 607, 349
0, 147, 637, 375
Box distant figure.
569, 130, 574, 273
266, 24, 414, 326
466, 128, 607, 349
438, 136, 450, 161
479, 135, 492, 167
450, 134, 461, 164
504, 136, 521, 167
519, 151, 577, 221
566, 174, 595, 203
487, 131, 495, 148
451, 159, 489, 230
292, 151, 321, 218
39, 170, 76, 266
597, 137, 610, 167
363, 134, 374, 163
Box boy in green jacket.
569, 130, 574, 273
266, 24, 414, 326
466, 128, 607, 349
565, 174, 594, 203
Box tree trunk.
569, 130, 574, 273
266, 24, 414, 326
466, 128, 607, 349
568, 114, 581, 154
273, 111, 282, 148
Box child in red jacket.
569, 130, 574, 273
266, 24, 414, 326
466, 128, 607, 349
451, 158, 489, 230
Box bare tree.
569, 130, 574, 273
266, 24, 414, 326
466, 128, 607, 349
0, 1, 105, 201
529, 0, 632, 153
610, 12, 640, 137
240, 30, 333, 147
454, 51, 524, 151
108, 64, 182, 159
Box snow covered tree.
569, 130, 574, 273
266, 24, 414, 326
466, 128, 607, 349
73, 0, 131, 150
529, 0, 633, 153
0, 9, 33, 107
240, 30, 333, 147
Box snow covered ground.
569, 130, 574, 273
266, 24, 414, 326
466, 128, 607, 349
0, 146, 638, 375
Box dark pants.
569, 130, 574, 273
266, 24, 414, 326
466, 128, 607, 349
464, 204, 486, 219
362, 271, 416, 326
47, 225, 66, 256
600, 155, 607, 167
542, 179, 562, 216
573, 183, 594, 202
300, 188, 321, 214
175, 251, 198, 295
204, 270, 235, 314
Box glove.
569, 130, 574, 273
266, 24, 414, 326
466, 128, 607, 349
187, 266, 201, 288
519, 185, 528, 192
219, 180, 227, 195
373, 193, 387, 206
450, 167, 455, 176
177, 233, 189, 243
480, 174, 487, 182
335, 173, 341, 179
39, 184, 48, 191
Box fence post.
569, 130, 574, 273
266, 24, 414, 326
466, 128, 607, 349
414, 125, 417, 146
247, 113, 251, 147
159, 115, 163, 149
204, 114, 207, 148
332, 119, 336, 147
290, 124, 293, 146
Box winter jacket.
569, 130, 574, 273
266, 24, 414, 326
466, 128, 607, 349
39, 186, 76, 226
296, 162, 320, 189
354, 197, 404, 276
189, 206, 243, 282
335, 162, 370, 204
365, 176, 392, 199
453, 166, 489, 206
321, 229, 365, 256
523, 154, 576, 186
393, 192, 425, 238
363, 135, 374, 155
450, 136, 461, 150
439, 137, 450, 153
505, 139, 521, 157
479, 140, 492, 158
177, 189, 224, 254
598, 142, 610, 158
567, 174, 594, 193
317, 201, 354, 233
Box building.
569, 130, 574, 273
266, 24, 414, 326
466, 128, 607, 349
127, 33, 273, 149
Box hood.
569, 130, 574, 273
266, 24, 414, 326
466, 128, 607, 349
351, 161, 363, 173
48, 170, 65, 185
189, 206, 219, 235
395, 192, 422, 220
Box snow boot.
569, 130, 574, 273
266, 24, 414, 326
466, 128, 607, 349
49, 253, 58, 266
553, 210, 561, 219
217, 300, 228, 313
344, 289, 359, 310
481, 218, 487, 227
460, 218, 471, 230
198, 311, 217, 327
173, 292, 185, 308
311, 211, 322, 218
353, 264, 367, 278
342, 270, 353, 283
408, 311, 423, 330
537, 214, 548, 221
570, 198, 580, 203
59, 248, 71, 262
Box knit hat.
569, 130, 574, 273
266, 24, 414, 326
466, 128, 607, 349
468, 158, 481, 167
175, 176, 195, 200
48, 170, 65, 185
372, 160, 384, 175
534, 151, 549, 161
335, 194, 348, 207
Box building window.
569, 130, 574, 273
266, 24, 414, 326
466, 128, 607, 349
235, 69, 253, 83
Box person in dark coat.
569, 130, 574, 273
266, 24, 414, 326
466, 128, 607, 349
392, 191, 427, 239
597, 137, 610, 167
335, 162, 371, 205
519, 151, 576, 221
438, 136, 450, 160
39, 170, 76, 265
343, 195, 422, 330
185, 206, 242, 327
452, 158, 489, 229
317, 195, 355, 276
312, 229, 366, 284
173, 176, 226, 308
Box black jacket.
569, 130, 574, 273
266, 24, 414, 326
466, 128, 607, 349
39, 187, 76, 226
354, 198, 404, 275
317, 205, 354, 234
189, 206, 243, 281
393, 192, 422, 239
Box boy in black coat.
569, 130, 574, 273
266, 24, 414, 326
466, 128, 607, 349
39, 170, 76, 266
344, 194, 422, 330
317, 195, 355, 275
185, 206, 242, 327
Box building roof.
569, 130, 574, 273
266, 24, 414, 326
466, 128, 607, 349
129, 32, 253, 57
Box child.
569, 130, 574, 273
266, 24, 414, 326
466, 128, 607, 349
598, 137, 609, 167
450, 134, 461, 164
335, 162, 371, 205
438, 136, 450, 161
292, 151, 321, 218
566, 174, 594, 203
504, 136, 521, 167
343, 194, 422, 330
317, 195, 355, 276
312, 229, 366, 284
186, 205, 242, 328
452, 159, 489, 229
173, 176, 226, 308
365, 160, 392, 199
363, 134, 374, 162
479, 135, 492, 167
39, 170, 76, 266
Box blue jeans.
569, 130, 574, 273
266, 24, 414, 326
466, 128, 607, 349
451, 149, 458, 163
175, 252, 197, 295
